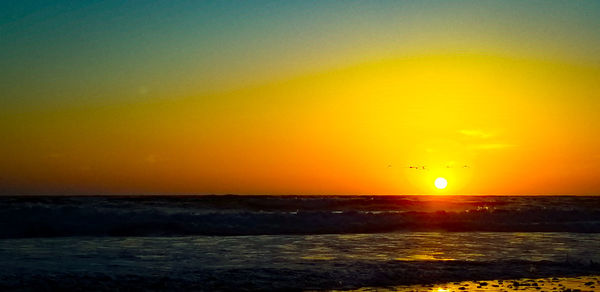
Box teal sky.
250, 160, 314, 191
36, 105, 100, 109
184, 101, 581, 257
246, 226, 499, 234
2, 1, 600, 108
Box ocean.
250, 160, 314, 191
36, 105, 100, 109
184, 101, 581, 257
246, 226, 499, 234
0, 195, 599, 290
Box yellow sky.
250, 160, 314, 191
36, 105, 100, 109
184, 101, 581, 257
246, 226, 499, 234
2, 53, 599, 195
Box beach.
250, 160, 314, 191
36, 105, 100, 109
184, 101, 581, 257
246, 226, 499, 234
343, 275, 600, 291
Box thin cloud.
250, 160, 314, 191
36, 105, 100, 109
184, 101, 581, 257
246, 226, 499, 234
472, 143, 516, 150
459, 129, 493, 139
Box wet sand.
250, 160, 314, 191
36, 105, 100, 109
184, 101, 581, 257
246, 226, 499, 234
341, 275, 600, 291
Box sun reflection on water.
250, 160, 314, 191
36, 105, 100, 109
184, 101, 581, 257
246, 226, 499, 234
340, 275, 600, 291
395, 254, 454, 261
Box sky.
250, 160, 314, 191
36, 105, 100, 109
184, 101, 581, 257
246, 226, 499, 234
1, 0, 599, 195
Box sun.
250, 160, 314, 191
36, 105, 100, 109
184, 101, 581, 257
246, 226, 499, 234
434, 177, 448, 189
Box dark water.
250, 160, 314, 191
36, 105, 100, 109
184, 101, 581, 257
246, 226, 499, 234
0, 196, 599, 290
2, 195, 600, 237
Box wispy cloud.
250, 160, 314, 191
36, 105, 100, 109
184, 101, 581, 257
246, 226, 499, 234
472, 143, 516, 150
459, 129, 493, 139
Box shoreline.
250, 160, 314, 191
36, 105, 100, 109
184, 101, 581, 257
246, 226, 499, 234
340, 275, 600, 291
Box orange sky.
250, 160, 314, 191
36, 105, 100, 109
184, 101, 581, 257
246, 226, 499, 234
1, 1, 600, 195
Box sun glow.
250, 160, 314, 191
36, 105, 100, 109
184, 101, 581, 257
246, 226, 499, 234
2, 1, 600, 196
434, 177, 448, 190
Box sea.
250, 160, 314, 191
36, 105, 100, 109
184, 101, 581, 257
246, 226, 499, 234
0, 195, 599, 291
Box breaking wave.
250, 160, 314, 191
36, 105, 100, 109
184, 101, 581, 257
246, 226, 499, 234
1, 195, 599, 238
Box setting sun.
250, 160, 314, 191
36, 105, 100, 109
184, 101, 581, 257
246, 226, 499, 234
435, 177, 448, 190
1, 1, 600, 291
